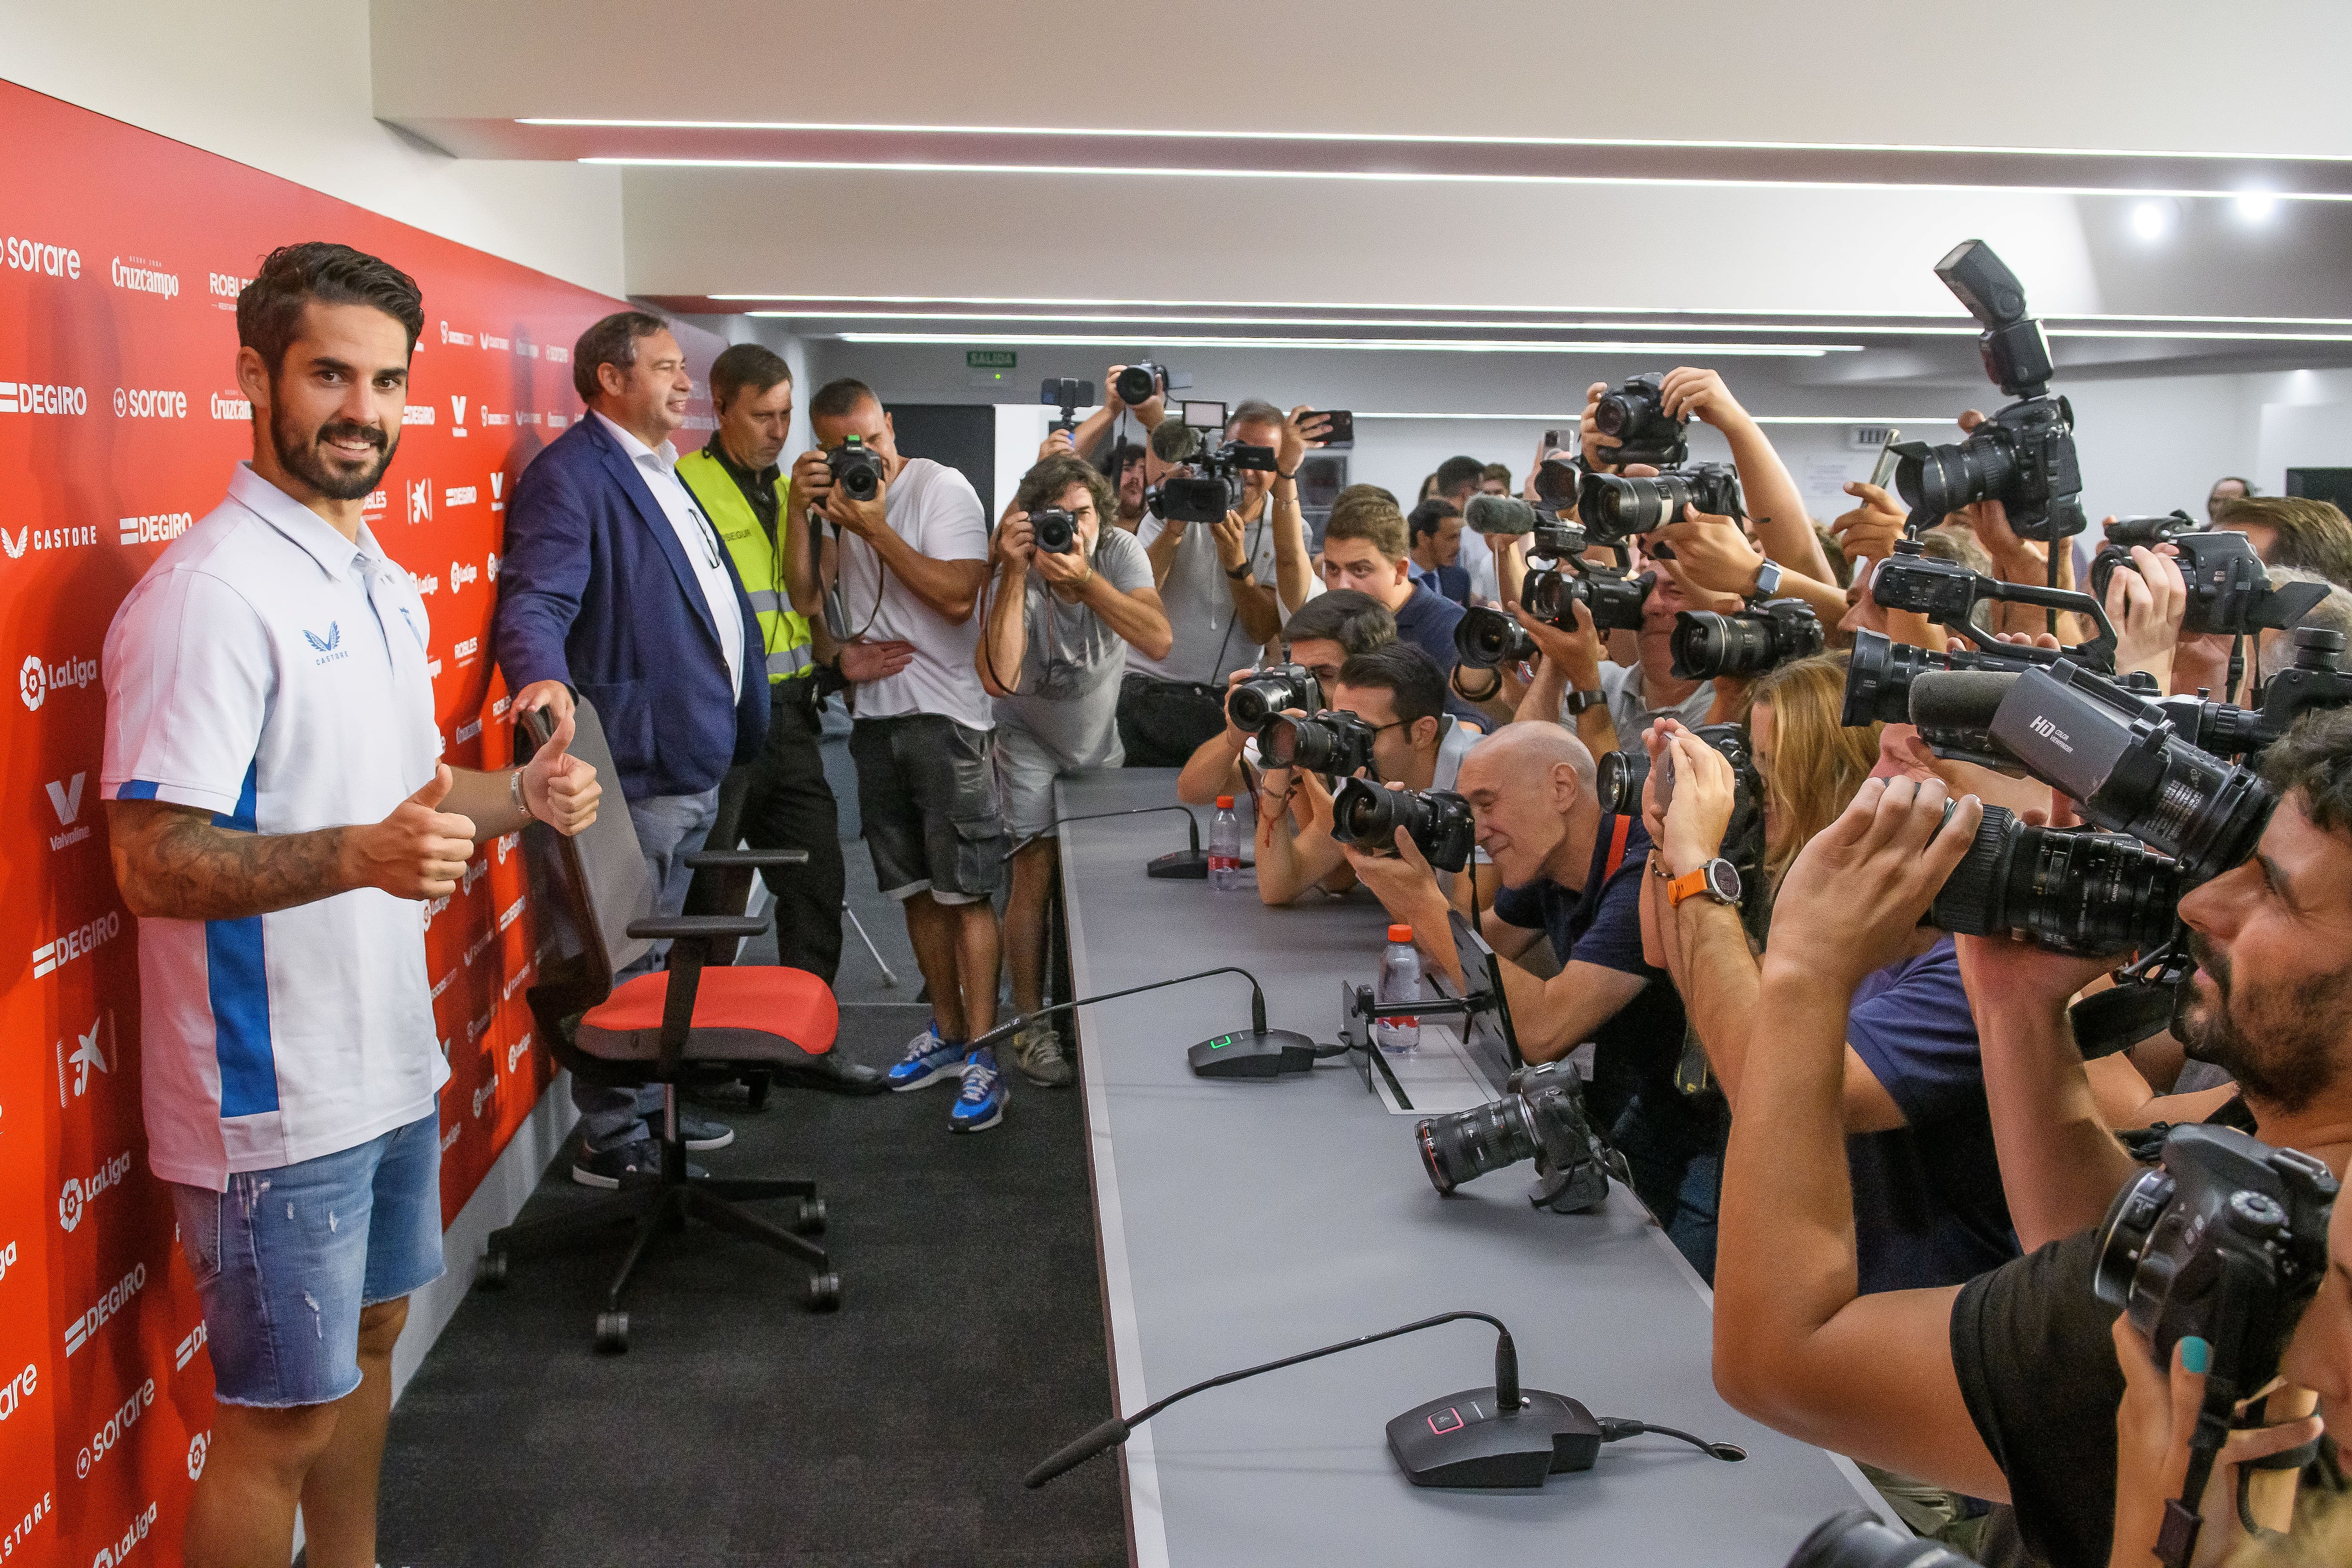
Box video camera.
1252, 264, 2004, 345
1588, 373, 1689, 469
1868, 541, 2119, 669
1146, 409, 1279, 524
1040, 376, 1094, 435
1228, 663, 1321, 730
1889, 240, 2085, 543
1670, 598, 1823, 682
2088, 528, 2331, 638
1415, 1061, 1629, 1214
1030, 506, 1079, 555
2155, 626, 2352, 758
1840, 628, 2151, 736
1328, 779, 1476, 873
826, 436, 885, 503
1260, 710, 1378, 779
1577, 463, 1746, 543
2104, 509, 2199, 549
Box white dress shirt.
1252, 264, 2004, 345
594, 411, 745, 693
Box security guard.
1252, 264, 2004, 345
677, 348, 872, 1081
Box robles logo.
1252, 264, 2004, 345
21, 650, 99, 711
109, 257, 177, 299
111, 387, 186, 419
208, 271, 251, 302
58, 1150, 133, 1233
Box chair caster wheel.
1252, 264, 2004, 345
794, 1198, 828, 1235
746, 1072, 772, 1112
476, 1250, 509, 1289
595, 1311, 630, 1353
806, 1273, 842, 1313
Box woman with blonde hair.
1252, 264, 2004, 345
1746, 652, 1884, 891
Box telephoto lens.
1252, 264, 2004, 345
1577, 465, 1744, 542
1454, 606, 1538, 669
1328, 779, 1476, 872
1261, 711, 1377, 778
1030, 507, 1078, 554
1227, 664, 1319, 730
1785, 1509, 1978, 1568
1669, 599, 1824, 682
1416, 1063, 1618, 1213
827, 439, 884, 502
1929, 804, 2183, 955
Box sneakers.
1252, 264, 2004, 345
887, 1022, 969, 1091
1009, 1024, 1074, 1089
668, 1110, 734, 1152
571, 1138, 709, 1189
949, 1048, 1008, 1133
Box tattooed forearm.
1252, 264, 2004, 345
108, 800, 358, 922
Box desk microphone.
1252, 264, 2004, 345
965, 965, 1331, 1079
1025, 1310, 1744, 1491
1002, 804, 1243, 880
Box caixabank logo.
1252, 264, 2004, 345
21, 649, 100, 711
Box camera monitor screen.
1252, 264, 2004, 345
1180, 400, 1228, 431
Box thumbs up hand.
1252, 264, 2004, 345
520, 705, 602, 836
352, 764, 479, 898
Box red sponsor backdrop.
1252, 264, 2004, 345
0, 80, 721, 1562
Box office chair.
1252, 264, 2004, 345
477, 701, 842, 1352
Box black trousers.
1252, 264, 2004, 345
739, 682, 846, 983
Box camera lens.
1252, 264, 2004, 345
1263, 715, 1342, 773
1334, 780, 1422, 848
1455, 606, 1535, 669
2092, 1165, 2176, 1314
1841, 631, 1939, 727
1594, 749, 1646, 817
1416, 1098, 1540, 1195
1786, 1509, 1979, 1568
1032, 509, 1076, 554
1670, 605, 1824, 682
1893, 430, 2016, 519
1578, 471, 1681, 538
1523, 569, 1570, 625
1228, 674, 1300, 730
1114, 365, 1157, 405
1930, 805, 2183, 954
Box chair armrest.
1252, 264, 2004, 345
627, 915, 769, 940
682, 848, 812, 868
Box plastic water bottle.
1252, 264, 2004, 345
1208, 796, 1243, 891
1375, 924, 1422, 1054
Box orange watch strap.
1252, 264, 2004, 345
1667, 866, 1712, 907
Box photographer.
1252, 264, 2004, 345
1251, 643, 1481, 907
789, 380, 1009, 1132
1118, 399, 1324, 765
1172, 589, 1396, 808
978, 454, 1171, 1088
1318, 486, 1487, 724
1708, 710, 2352, 1568
1341, 724, 1717, 1266
1639, 658, 2018, 1303
1407, 497, 1470, 605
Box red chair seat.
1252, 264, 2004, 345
575, 967, 839, 1064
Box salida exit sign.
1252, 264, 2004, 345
966, 349, 1017, 369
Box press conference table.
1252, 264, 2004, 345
1052, 769, 1894, 1568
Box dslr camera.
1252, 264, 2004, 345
1228, 663, 1321, 730
1454, 606, 1539, 670
1889, 241, 2085, 542
1260, 710, 1378, 779
1670, 598, 1824, 682
1113, 361, 1172, 407
2088, 527, 2330, 638
1588, 373, 1689, 469
1577, 463, 1746, 543
2096, 1123, 2337, 1429
1030, 506, 1079, 555
826, 436, 886, 503
2157, 626, 2352, 759
1328, 779, 1476, 872
1596, 722, 1765, 886
1415, 1061, 1629, 1214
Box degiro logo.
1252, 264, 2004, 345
21, 651, 99, 710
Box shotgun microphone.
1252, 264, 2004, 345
965, 965, 1331, 1079
1026, 1310, 1744, 1491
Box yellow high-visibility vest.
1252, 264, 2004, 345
676, 447, 814, 683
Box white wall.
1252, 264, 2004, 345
2, 0, 625, 295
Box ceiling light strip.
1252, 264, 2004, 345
582, 157, 2352, 201
832, 332, 1852, 355
530, 119, 2352, 163
1347, 412, 1961, 424
746, 309, 1980, 334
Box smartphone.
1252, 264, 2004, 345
1655, 747, 1678, 816
1304, 409, 1355, 448
1868, 429, 1903, 490
1181, 399, 1229, 430
1544, 429, 1563, 451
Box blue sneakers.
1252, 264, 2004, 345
887, 1022, 969, 1091
949, 1048, 1007, 1133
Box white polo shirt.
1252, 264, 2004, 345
102, 463, 449, 1189
593, 411, 745, 694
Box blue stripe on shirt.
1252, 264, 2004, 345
116, 780, 160, 800
206, 761, 278, 1117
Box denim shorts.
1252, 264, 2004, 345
169, 1108, 445, 1408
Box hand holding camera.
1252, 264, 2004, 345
2098, 541, 2188, 686
1510, 595, 1604, 679
1830, 481, 1909, 575
1105, 362, 1168, 423
1767, 777, 1984, 993
1657, 367, 1755, 438
1649, 724, 1741, 880
995, 506, 1037, 572
1647, 504, 1768, 598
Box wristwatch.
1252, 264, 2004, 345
1668, 858, 1742, 908
1226, 560, 1255, 580
1751, 557, 1784, 598
1565, 688, 1606, 716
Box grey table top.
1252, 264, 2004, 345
1052, 769, 1894, 1568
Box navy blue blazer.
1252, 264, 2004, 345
493, 413, 768, 801
1411, 561, 1472, 606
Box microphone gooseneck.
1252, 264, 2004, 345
967, 966, 1269, 1057
1002, 803, 1202, 862
1025, 1311, 1515, 1488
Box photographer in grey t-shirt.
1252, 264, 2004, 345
978, 453, 1173, 1088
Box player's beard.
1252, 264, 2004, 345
273, 397, 397, 502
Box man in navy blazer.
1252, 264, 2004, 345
494, 310, 768, 1186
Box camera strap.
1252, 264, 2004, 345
1601, 814, 1631, 883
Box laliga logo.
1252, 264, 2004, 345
20, 650, 98, 709
487, 551, 501, 582
89, 1499, 160, 1567
59, 1151, 132, 1232
449, 558, 478, 590
20, 653, 44, 709
187, 1431, 209, 1480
